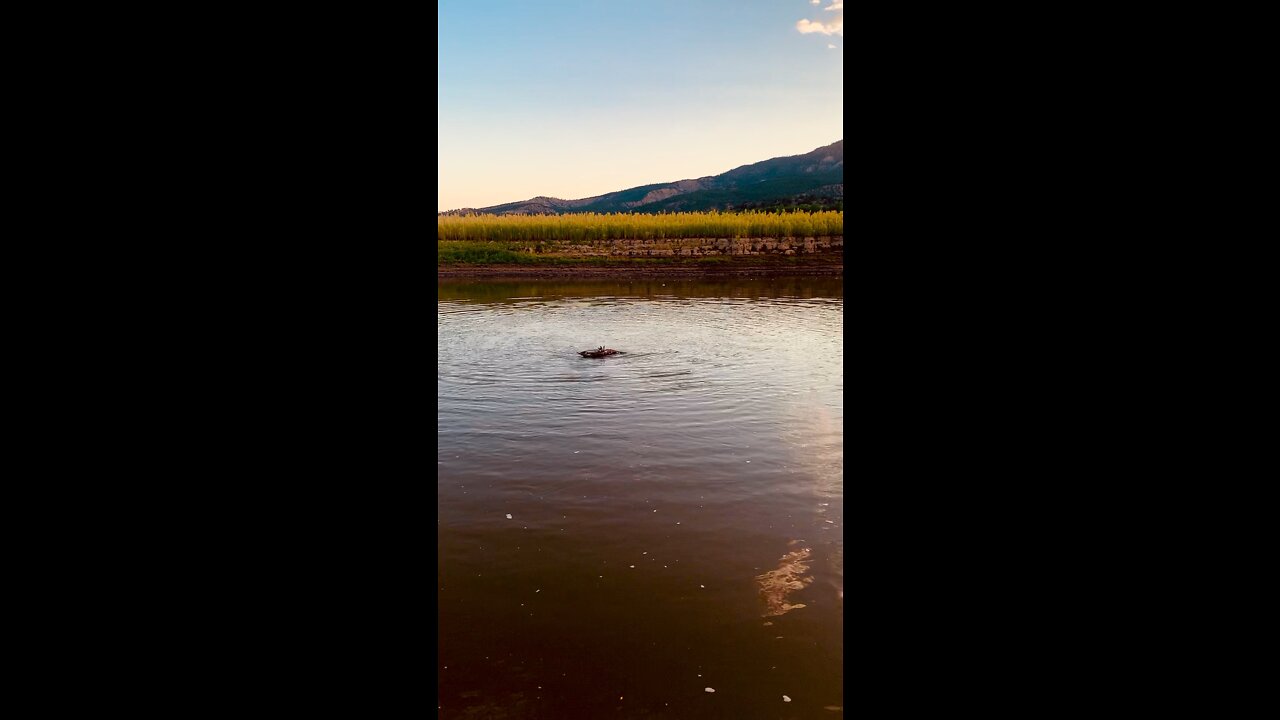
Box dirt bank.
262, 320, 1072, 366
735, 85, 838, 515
438, 235, 843, 278
438, 262, 843, 279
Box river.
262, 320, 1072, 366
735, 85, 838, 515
438, 276, 844, 718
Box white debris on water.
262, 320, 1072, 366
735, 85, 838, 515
506, 514, 513, 519
783, 695, 792, 702
704, 687, 715, 693
535, 589, 541, 593
700, 584, 705, 588
630, 565, 635, 568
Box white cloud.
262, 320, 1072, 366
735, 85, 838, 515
810, 0, 820, 4
797, 1, 844, 37
828, 44, 836, 49
796, 17, 843, 36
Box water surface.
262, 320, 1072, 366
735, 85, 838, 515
438, 277, 843, 718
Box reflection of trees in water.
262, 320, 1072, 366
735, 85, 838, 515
756, 543, 814, 617
437, 277, 844, 305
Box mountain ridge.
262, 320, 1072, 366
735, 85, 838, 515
442, 140, 843, 215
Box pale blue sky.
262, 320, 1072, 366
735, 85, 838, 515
438, 1, 843, 212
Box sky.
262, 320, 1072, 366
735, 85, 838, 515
438, 0, 843, 212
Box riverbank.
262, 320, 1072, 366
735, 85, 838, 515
439, 235, 843, 278
439, 259, 842, 279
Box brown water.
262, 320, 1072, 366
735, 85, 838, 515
438, 277, 843, 718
